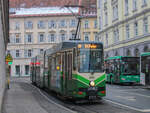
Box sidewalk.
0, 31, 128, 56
2, 77, 75, 113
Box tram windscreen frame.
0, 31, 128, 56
77, 43, 103, 73
122, 57, 140, 75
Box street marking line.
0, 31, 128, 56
109, 89, 150, 98
104, 99, 150, 113
29, 83, 77, 113
115, 96, 136, 101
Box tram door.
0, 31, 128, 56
145, 57, 150, 85
114, 60, 120, 83
62, 52, 68, 95
67, 53, 72, 92
62, 52, 72, 95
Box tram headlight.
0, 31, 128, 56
90, 81, 95, 87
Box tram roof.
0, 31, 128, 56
105, 56, 139, 60
45, 41, 103, 55
141, 52, 150, 56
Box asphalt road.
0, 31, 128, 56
4, 78, 150, 113
105, 84, 150, 113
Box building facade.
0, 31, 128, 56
97, 0, 150, 58
80, 0, 98, 41
80, 16, 98, 41
0, 0, 9, 112
8, 7, 78, 77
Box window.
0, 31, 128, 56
25, 34, 32, 43
48, 20, 56, 28
133, 0, 137, 11
105, 12, 108, 25
28, 49, 32, 57
71, 33, 75, 39
38, 33, 44, 42
134, 21, 138, 36
25, 65, 29, 75
15, 65, 20, 75
114, 29, 119, 43
143, 17, 148, 34
106, 33, 108, 46
60, 20, 66, 27
40, 49, 43, 54
48, 34, 55, 42
25, 21, 33, 29
125, 0, 129, 15
94, 20, 97, 28
7, 50, 10, 54
16, 50, 20, 58
84, 33, 89, 41
38, 21, 45, 29
142, 0, 147, 6
84, 20, 89, 29
113, 5, 118, 20
61, 34, 66, 41
95, 33, 99, 41
126, 24, 130, 39
70, 19, 76, 27
134, 48, 139, 56
15, 34, 21, 43
15, 22, 20, 30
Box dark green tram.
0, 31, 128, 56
30, 41, 106, 100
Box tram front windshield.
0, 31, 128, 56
122, 57, 140, 75
78, 48, 103, 73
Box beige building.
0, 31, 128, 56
80, 0, 98, 41
8, 7, 78, 77
80, 15, 99, 41
97, 0, 150, 58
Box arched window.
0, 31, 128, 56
134, 48, 139, 57
144, 46, 149, 52
126, 49, 131, 56
105, 54, 109, 59
115, 51, 118, 56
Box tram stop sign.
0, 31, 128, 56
5, 53, 13, 65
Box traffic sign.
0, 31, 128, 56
5, 53, 13, 62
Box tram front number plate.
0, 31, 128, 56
88, 87, 97, 91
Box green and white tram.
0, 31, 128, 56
105, 56, 140, 84
140, 52, 150, 85
31, 41, 106, 100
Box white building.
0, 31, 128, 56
8, 7, 78, 77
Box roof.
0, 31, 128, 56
10, 7, 79, 17
105, 56, 139, 60
9, 0, 79, 8
9, 0, 97, 17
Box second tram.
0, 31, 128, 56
105, 56, 140, 84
